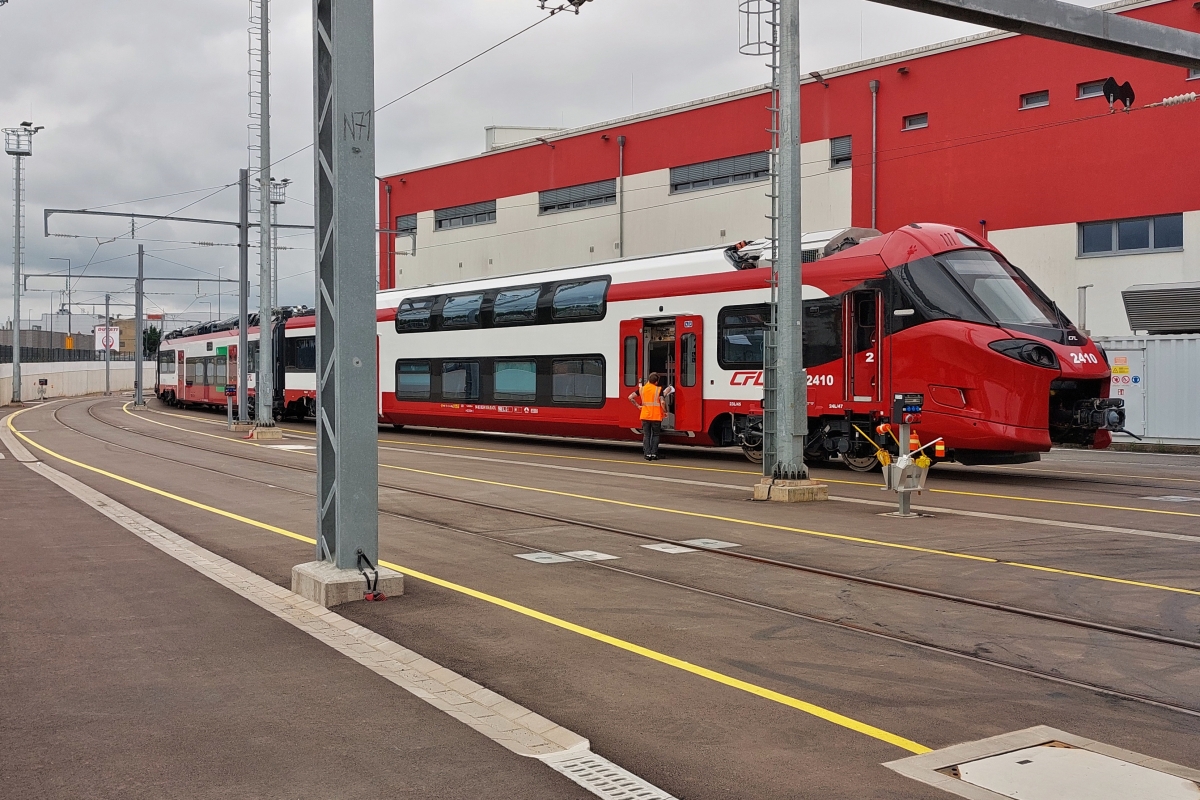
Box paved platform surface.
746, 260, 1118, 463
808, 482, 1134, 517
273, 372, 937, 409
0, 408, 593, 800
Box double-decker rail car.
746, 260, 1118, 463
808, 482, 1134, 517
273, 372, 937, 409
373, 222, 1124, 467
155, 307, 317, 419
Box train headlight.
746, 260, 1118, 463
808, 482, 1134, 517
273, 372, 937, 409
988, 338, 1060, 369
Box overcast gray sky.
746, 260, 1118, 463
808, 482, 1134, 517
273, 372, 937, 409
0, 0, 1100, 327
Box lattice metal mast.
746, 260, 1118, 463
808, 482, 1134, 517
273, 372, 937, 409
251, 0, 276, 429
5, 122, 41, 404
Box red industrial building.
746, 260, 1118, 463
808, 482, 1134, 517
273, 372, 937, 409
378, 0, 1200, 337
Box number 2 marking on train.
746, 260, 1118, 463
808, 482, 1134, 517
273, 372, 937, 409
864, 352, 875, 363
1071, 352, 1099, 365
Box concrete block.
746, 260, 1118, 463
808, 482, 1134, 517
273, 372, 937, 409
753, 479, 773, 501
228, 421, 254, 432
767, 479, 829, 503
249, 425, 283, 440
290, 560, 404, 607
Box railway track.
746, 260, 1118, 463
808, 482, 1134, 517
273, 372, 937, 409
39, 397, 1200, 719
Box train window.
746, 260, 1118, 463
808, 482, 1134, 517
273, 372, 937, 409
285, 336, 316, 372
158, 350, 176, 374
854, 296, 877, 354
493, 286, 541, 326
803, 297, 843, 367
895, 256, 991, 325
441, 294, 483, 329
680, 334, 696, 387
441, 361, 480, 401
395, 360, 431, 400
552, 358, 605, 405
396, 298, 435, 332
717, 304, 769, 369
215, 356, 228, 387
939, 250, 1056, 327
248, 341, 260, 375
185, 359, 197, 386
494, 360, 537, 402
623, 336, 638, 386
551, 279, 607, 321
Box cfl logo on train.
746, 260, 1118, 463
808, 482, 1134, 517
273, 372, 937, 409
730, 371, 764, 387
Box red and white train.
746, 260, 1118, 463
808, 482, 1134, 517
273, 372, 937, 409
372, 222, 1123, 467
154, 308, 317, 420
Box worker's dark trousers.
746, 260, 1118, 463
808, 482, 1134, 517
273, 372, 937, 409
642, 420, 662, 457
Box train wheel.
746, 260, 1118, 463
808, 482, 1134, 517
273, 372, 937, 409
741, 444, 763, 463
842, 453, 880, 472
392, 423, 405, 432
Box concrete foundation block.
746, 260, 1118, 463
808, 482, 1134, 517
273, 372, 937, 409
291, 560, 405, 607
228, 422, 254, 432
249, 425, 283, 440
757, 478, 829, 503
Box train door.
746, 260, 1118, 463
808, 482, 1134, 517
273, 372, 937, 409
674, 315, 703, 432
644, 320, 677, 430
844, 289, 882, 403
618, 320, 642, 430
176, 350, 185, 397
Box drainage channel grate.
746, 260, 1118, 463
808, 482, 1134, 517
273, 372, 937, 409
541, 751, 677, 800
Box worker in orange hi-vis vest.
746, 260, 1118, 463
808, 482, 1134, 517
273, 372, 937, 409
628, 371, 673, 461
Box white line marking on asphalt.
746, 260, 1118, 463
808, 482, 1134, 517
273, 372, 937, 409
18, 456, 677, 797
561, 550, 620, 561
1141, 495, 1200, 503
679, 538, 740, 549
641, 543, 698, 554
264, 444, 316, 450
515, 552, 574, 564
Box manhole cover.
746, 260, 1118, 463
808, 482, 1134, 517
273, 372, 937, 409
641, 543, 698, 554
679, 538, 740, 549
515, 552, 574, 564
561, 550, 619, 561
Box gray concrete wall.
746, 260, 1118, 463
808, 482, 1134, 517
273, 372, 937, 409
0, 361, 155, 406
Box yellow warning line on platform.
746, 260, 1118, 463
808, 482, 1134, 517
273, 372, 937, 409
119, 401, 1200, 597
6, 404, 930, 756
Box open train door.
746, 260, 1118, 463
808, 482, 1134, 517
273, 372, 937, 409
673, 314, 703, 432
618, 319, 643, 430
844, 289, 883, 404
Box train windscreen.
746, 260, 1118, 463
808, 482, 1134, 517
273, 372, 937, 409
938, 250, 1057, 328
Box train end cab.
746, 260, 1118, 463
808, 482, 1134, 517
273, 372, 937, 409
618, 315, 703, 437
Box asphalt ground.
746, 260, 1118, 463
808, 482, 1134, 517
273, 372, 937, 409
6, 396, 1200, 799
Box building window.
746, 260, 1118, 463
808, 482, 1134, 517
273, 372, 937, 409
1189, 68, 1200, 81
395, 360, 431, 399
670, 151, 769, 193
1078, 214, 1184, 256
434, 200, 496, 230
395, 213, 417, 234
1077, 80, 1106, 99
551, 358, 605, 405
830, 135, 852, 169
441, 361, 480, 401
539, 179, 616, 214
902, 112, 928, 131
1020, 90, 1049, 109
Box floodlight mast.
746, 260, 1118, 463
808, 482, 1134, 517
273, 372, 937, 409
255, 0, 276, 432
5, 122, 41, 404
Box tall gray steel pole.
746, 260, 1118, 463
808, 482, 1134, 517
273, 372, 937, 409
237, 169, 250, 423
313, 0, 379, 569
134, 244, 145, 407
10, 154, 20, 404
771, 0, 808, 480
256, 0, 276, 429
104, 293, 111, 396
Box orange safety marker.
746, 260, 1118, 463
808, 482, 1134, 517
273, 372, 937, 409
934, 440, 946, 458
876, 423, 891, 435
909, 432, 921, 451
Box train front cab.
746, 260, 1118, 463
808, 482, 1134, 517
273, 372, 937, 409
617, 315, 705, 439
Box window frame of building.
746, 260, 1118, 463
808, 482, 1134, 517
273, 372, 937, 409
1189, 68, 1200, 81
1077, 214, 1184, 258
902, 112, 928, 131
1019, 90, 1050, 110
669, 151, 770, 194
539, 179, 617, 215
434, 200, 496, 231
1077, 80, 1106, 99
829, 135, 853, 169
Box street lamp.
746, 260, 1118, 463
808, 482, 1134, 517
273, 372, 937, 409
5, 121, 44, 403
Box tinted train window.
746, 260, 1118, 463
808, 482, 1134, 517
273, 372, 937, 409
396, 298, 434, 332
895, 256, 990, 325
680, 334, 697, 387
442, 361, 479, 400
718, 304, 769, 369
285, 336, 316, 372
623, 336, 638, 386
215, 356, 228, 387
494, 360, 536, 402
396, 360, 431, 400
552, 358, 604, 405
803, 297, 843, 367
493, 286, 540, 326
441, 294, 483, 329
552, 279, 607, 321
158, 350, 176, 373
